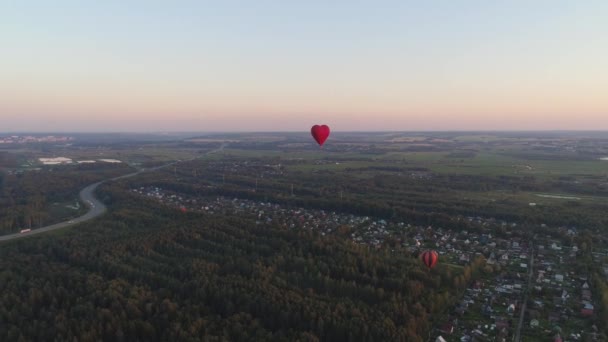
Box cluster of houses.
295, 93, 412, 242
130, 186, 599, 341
524, 240, 600, 341
205, 160, 286, 179
434, 230, 599, 341
131, 186, 403, 245
432, 234, 531, 341
0, 135, 72, 144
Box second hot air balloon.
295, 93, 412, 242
420, 250, 438, 269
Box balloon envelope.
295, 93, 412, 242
311, 125, 330, 146
420, 250, 438, 269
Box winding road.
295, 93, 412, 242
0, 144, 225, 242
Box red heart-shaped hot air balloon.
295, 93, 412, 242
311, 125, 330, 147
420, 250, 438, 269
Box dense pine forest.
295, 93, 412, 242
0, 181, 470, 341
0, 163, 133, 235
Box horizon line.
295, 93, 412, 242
4, 129, 608, 134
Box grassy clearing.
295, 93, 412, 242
452, 135, 508, 142
377, 150, 608, 177
268, 147, 608, 180
48, 200, 86, 220
380, 151, 449, 161
221, 148, 381, 160
523, 160, 608, 176
287, 161, 379, 172
460, 190, 608, 205
441, 263, 465, 269
222, 148, 324, 159
65, 148, 202, 163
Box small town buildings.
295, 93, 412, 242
581, 303, 594, 316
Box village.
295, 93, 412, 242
0, 135, 73, 144
432, 227, 598, 342
132, 186, 600, 342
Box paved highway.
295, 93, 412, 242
0, 144, 225, 242
0, 181, 106, 242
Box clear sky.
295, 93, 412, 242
1, 1, 607, 132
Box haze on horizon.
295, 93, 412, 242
1, 1, 607, 133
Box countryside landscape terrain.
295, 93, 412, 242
1, 131, 607, 341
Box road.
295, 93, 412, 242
0, 144, 225, 242
513, 242, 534, 342
0, 181, 106, 242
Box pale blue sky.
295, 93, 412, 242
1, 1, 607, 131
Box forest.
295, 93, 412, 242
0, 181, 481, 341
0, 163, 132, 235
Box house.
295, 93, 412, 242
436, 336, 447, 342
582, 289, 592, 301
555, 274, 564, 282
439, 323, 454, 335
530, 319, 539, 328
581, 303, 594, 316
455, 306, 466, 316
548, 311, 560, 322
582, 281, 589, 289
495, 317, 509, 330
460, 335, 472, 342
553, 297, 563, 306
529, 309, 541, 318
